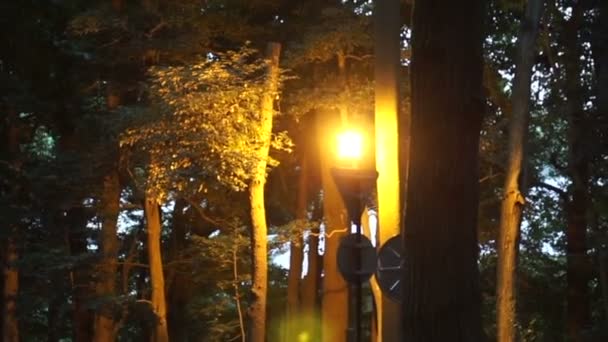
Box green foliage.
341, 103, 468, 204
26, 126, 56, 160
2, 0, 607, 340
285, 7, 372, 65
121, 46, 292, 196
187, 226, 250, 340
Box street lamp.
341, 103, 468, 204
336, 130, 364, 164
332, 126, 378, 342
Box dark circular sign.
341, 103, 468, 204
336, 234, 377, 284
376, 235, 403, 301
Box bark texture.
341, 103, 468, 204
300, 191, 322, 341
563, 4, 591, 340
594, 0, 608, 327
248, 42, 281, 342
167, 199, 192, 342
286, 151, 308, 338
302, 228, 321, 309
374, 0, 403, 340
145, 195, 169, 342
496, 1, 544, 341
319, 111, 349, 342
2, 111, 20, 342
93, 170, 121, 342
68, 208, 94, 342
597, 0, 608, 119
600, 251, 608, 328
402, 0, 485, 340
2, 238, 19, 342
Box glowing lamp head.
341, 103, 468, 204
336, 130, 364, 161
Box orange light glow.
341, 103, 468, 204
336, 130, 364, 161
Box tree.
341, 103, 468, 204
92, 169, 121, 342
401, 0, 485, 340
281, 3, 375, 339
2, 111, 21, 342
318, 110, 350, 342
299, 140, 323, 339
248, 42, 281, 342
374, 0, 403, 340
285, 140, 309, 339
144, 189, 169, 342
140, 37, 291, 339
92, 58, 123, 341
496, 1, 544, 341
593, 0, 608, 329
6, 0, 608, 340
562, 2, 591, 339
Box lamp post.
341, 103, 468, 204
332, 129, 378, 342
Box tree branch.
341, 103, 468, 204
344, 54, 373, 62
144, 19, 167, 39
183, 197, 231, 229
98, 37, 124, 49
120, 202, 143, 211
479, 172, 503, 183
531, 181, 568, 200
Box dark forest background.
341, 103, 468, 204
1, 0, 607, 341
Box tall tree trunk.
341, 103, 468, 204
374, 0, 403, 340
2, 237, 18, 342
136, 233, 152, 342
90, 65, 122, 341
286, 151, 308, 338
318, 44, 353, 342
562, 4, 591, 340
319, 112, 349, 342
301, 191, 322, 341
596, 0, 608, 119
144, 195, 169, 342
167, 199, 191, 342
45, 212, 68, 342
248, 42, 281, 342
600, 251, 608, 328
93, 169, 121, 341
402, 0, 485, 340
47, 277, 62, 342
0, 228, 4, 340
594, 0, 608, 328
2, 111, 20, 342
300, 116, 322, 341
496, 1, 544, 341
67, 208, 94, 342
303, 231, 321, 298
44, 210, 79, 342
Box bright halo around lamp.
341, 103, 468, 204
336, 130, 364, 161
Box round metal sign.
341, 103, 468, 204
337, 234, 377, 284
376, 235, 403, 301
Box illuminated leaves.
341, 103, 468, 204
285, 7, 372, 66
121, 46, 291, 194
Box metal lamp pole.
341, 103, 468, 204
332, 168, 378, 342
